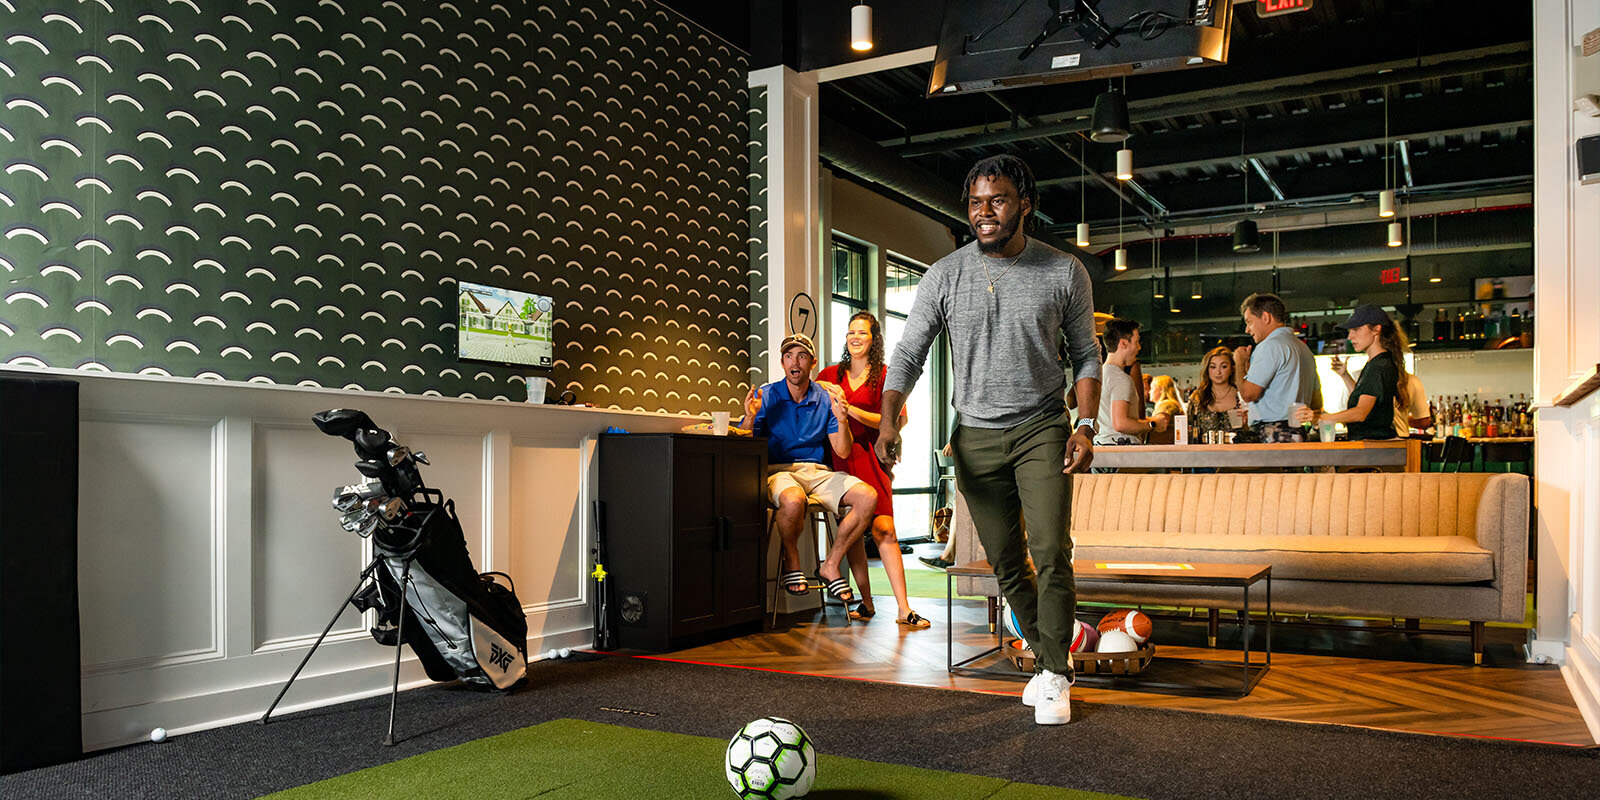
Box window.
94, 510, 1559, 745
883, 258, 937, 533
830, 239, 868, 365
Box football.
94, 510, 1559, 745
725, 716, 816, 799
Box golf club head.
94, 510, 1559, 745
312, 409, 378, 439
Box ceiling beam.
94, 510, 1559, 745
883, 45, 1530, 156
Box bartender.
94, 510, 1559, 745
1233, 293, 1321, 443
1298, 305, 1410, 440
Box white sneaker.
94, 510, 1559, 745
1022, 671, 1043, 707
1033, 669, 1072, 725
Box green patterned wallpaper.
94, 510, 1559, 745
0, 0, 752, 411
746, 84, 766, 388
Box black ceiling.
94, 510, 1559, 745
817, 0, 1532, 238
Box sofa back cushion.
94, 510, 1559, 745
1070, 472, 1494, 539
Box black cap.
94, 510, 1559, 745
1336, 304, 1392, 332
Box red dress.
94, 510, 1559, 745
816, 364, 894, 518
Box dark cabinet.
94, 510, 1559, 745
598, 434, 767, 651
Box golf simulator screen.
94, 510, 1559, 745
456, 280, 555, 369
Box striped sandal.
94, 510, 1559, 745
816, 572, 854, 603
779, 570, 809, 596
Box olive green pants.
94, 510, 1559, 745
951, 410, 1076, 676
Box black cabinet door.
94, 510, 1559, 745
670, 440, 721, 637
717, 441, 767, 624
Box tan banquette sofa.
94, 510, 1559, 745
952, 472, 1529, 662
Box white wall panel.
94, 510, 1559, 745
78, 415, 220, 671
252, 422, 371, 649
509, 439, 587, 635
402, 431, 489, 567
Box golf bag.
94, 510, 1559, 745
318, 409, 528, 691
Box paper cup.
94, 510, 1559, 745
525, 376, 547, 404
711, 411, 730, 436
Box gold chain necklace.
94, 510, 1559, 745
982, 252, 1023, 294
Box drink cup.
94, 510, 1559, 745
1319, 421, 1336, 442
524, 375, 548, 404
1291, 402, 1308, 427
1226, 408, 1246, 429
711, 411, 730, 436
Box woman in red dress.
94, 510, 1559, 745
817, 312, 929, 628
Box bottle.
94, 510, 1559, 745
1433, 308, 1447, 342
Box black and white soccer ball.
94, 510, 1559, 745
724, 716, 816, 799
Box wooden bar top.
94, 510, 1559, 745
1090, 439, 1415, 470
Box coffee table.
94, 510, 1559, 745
945, 559, 1272, 697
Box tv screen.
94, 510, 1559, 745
456, 280, 555, 369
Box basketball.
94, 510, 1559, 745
1070, 619, 1100, 653
1097, 608, 1153, 643
1097, 629, 1140, 654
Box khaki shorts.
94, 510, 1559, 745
766, 462, 864, 517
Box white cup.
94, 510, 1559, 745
524, 375, 548, 404
1291, 402, 1308, 426
1318, 422, 1336, 443
711, 411, 730, 436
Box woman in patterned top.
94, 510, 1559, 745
1187, 346, 1243, 443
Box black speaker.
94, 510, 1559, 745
1578, 134, 1600, 185
0, 373, 81, 773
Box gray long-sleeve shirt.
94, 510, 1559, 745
885, 237, 1100, 429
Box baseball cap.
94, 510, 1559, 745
779, 332, 816, 358
1336, 304, 1393, 332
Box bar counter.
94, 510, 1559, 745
1091, 440, 1421, 471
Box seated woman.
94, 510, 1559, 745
816, 312, 928, 629
1298, 305, 1409, 440
1186, 346, 1244, 443
1146, 375, 1184, 445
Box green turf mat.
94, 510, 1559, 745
861, 565, 985, 600
261, 718, 1139, 800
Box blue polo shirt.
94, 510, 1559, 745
751, 380, 838, 465
1244, 325, 1319, 423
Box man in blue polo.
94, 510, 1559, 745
741, 333, 878, 605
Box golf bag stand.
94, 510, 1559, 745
258, 526, 426, 747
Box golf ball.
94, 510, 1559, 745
558, 648, 571, 658
150, 727, 167, 743
545, 649, 558, 660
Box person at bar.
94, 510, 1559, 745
1146, 375, 1184, 445
1233, 293, 1321, 443
1188, 346, 1244, 443
815, 311, 928, 628
1096, 318, 1168, 447
1298, 305, 1411, 440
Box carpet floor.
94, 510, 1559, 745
3, 654, 1594, 800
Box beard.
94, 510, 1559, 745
973, 213, 1023, 254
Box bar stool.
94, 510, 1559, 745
764, 502, 842, 629
1437, 436, 1473, 473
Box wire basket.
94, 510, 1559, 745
1005, 638, 1155, 675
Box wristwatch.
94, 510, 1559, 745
1076, 418, 1097, 435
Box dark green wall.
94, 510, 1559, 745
0, 0, 751, 411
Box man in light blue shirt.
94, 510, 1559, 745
1233, 293, 1321, 443
743, 333, 877, 606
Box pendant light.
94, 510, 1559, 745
1378, 188, 1396, 218
850, 2, 873, 52
1378, 86, 1394, 218
1152, 234, 1165, 298
1115, 147, 1133, 181
1090, 80, 1130, 143
1190, 239, 1203, 300
1387, 220, 1403, 247
1075, 136, 1090, 247
1428, 216, 1441, 281
1114, 248, 1128, 270
1112, 190, 1126, 270
1231, 122, 1260, 253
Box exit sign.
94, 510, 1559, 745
1379, 266, 1405, 285
1259, 0, 1313, 17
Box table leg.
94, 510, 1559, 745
1242, 583, 1252, 696
1265, 574, 1272, 668
1208, 607, 1219, 647
945, 572, 953, 673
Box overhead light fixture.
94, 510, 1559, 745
1152, 235, 1165, 298
1114, 248, 1128, 270
850, 2, 872, 52
1115, 148, 1133, 181
1232, 219, 1260, 253
1075, 137, 1089, 246
1428, 262, 1442, 283
1090, 86, 1130, 143
1190, 277, 1203, 300
1387, 220, 1404, 247
1378, 188, 1396, 218
1076, 222, 1090, 248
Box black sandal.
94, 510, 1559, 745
848, 602, 876, 621
779, 570, 809, 596
816, 572, 854, 603
895, 610, 931, 629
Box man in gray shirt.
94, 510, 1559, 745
875, 154, 1101, 726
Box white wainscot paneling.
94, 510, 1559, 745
253, 423, 374, 649
400, 430, 489, 566
509, 439, 587, 639
79, 416, 220, 671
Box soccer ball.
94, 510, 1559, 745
725, 716, 816, 799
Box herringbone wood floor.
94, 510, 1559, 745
669, 593, 1595, 745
